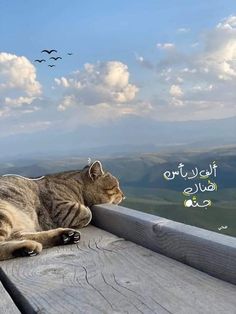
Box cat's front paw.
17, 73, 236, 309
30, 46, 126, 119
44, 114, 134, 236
61, 229, 81, 245
13, 240, 42, 258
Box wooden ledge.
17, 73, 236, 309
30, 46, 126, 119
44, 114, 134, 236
91, 204, 236, 285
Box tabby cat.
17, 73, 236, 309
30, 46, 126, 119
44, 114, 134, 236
0, 161, 124, 260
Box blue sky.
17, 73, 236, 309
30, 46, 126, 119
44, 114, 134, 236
1, 1, 235, 73
0, 0, 236, 149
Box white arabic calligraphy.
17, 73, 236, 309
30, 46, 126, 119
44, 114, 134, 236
183, 181, 217, 196
163, 162, 218, 181
163, 161, 218, 211
184, 198, 212, 209
218, 226, 228, 231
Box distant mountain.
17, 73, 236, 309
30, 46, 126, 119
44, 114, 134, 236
1, 145, 235, 190
0, 115, 235, 159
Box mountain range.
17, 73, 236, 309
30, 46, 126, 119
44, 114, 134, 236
0, 115, 236, 159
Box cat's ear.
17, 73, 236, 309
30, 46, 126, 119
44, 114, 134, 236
88, 161, 104, 181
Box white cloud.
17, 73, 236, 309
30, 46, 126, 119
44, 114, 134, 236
87, 102, 135, 122
130, 15, 236, 121
0, 108, 10, 118
58, 95, 76, 111
176, 77, 183, 83
216, 15, 236, 30
55, 61, 139, 112
4, 96, 36, 107
170, 98, 184, 107
192, 84, 214, 92
134, 53, 155, 70
64, 100, 154, 126
169, 85, 183, 97
54, 77, 70, 88
189, 15, 236, 82
0, 52, 42, 117
0, 120, 53, 137
147, 15, 236, 120
0, 53, 41, 96
156, 43, 175, 49
177, 28, 190, 33
180, 67, 197, 73
17, 120, 52, 131
103, 61, 129, 88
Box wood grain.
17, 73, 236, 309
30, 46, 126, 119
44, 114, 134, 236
92, 204, 236, 285
0, 281, 20, 313
1, 225, 236, 314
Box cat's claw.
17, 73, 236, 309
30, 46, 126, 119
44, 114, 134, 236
27, 250, 38, 257
61, 230, 81, 245
13, 248, 40, 258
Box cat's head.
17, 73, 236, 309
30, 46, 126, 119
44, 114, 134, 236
80, 161, 125, 207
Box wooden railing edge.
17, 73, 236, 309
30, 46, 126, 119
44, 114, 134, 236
91, 204, 236, 285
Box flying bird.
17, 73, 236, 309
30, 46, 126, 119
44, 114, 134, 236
34, 59, 46, 63
67, 52, 73, 55
48, 64, 55, 67
41, 49, 57, 54
49, 56, 62, 60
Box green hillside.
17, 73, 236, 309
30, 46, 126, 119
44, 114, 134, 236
122, 187, 236, 237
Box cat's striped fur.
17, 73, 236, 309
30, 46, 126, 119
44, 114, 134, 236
0, 161, 124, 260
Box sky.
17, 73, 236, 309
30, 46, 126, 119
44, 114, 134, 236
0, 0, 236, 153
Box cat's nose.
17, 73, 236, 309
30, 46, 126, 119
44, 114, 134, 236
122, 193, 126, 200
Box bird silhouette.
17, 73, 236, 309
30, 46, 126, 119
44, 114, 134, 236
48, 64, 55, 67
67, 53, 73, 55
49, 56, 62, 60
34, 59, 46, 63
41, 49, 57, 54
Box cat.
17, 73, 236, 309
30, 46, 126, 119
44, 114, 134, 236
0, 161, 125, 261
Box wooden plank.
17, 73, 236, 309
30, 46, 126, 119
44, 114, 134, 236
0, 281, 20, 313
91, 204, 236, 285
1, 225, 236, 314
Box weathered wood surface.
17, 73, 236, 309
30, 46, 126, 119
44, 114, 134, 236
0, 225, 236, 314
0, 281, 20, 313
92, 204, 236, 285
